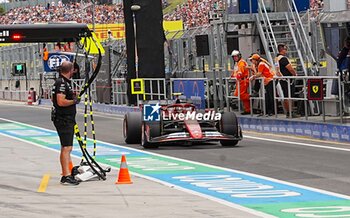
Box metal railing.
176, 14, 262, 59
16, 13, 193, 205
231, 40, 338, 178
257, 0, 278, 66
135, 78, 167, 106
0, 90, 28, 101
111, 78, 128, 105
286, 0, 318, 75
248, 77, 266, 115
225, 75, 345, 123
70, 79, 97, 102
39, 79, 97, 102
225, 77, 241, 112
272, 76, 343, 122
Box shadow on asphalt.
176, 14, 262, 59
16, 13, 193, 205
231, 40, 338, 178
119, 142, 243, 151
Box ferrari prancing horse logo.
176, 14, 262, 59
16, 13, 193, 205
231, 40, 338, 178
312, 85, 319, 93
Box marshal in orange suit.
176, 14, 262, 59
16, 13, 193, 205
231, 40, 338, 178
230, 50, 250, 114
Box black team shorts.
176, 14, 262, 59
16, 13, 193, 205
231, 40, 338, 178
279, 80, 295, 98
54, 118, 76, 146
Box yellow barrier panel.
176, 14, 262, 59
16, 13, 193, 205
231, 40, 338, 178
131, 78, 144, 95
89, 21, 184, 41
80, 32, 105, 55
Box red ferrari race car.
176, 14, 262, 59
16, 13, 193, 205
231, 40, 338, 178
123, 100, 242, 148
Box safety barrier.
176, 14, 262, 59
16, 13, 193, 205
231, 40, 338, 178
248, 77, 266, 115
142, 78, 167, 100
225, 77, 266, 114
225, 77, 241, 112
30, 78, 97, 102
272, 76, 344, 122
0, 90, 28, 101
111, 78, 128, 105
71, 79, 97, 102
225, 75, 346, 123
134, 78, 167, 105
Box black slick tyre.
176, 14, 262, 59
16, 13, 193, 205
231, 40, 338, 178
219, 112, 239, 146
123, 112, 142, 144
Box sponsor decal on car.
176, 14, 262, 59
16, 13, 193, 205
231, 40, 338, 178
163, 111, 221, 121
143, 104, 221, 121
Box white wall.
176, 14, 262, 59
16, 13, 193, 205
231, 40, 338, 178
323, 0, 347, 12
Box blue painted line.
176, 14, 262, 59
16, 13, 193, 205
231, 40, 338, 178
150, 172, 342, 205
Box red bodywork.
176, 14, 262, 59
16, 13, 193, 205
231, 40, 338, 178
142, 102, 242, 144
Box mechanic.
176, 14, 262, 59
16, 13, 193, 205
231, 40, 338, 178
230, 50, 251, 115
249, 54, 275, 116
51, 61, 80, 185
275, 43, 297, 118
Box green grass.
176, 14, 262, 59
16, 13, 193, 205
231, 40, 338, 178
163, 0, 187, 14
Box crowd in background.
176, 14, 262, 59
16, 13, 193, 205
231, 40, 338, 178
163, 0, 224, 29
0, 0, 347, 28
0, 0, 223, 29
310, 0, 324, 17
0, 2, 124, 24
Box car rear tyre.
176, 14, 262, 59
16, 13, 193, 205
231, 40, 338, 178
142, 121, 161, 149
123, 112, 142, 144
219, 112, 239, 146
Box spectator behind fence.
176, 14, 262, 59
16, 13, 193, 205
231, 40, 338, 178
337, 37, 350, 72
332, 36, 350, 95
163, 0, 224, 29
275, 43, 297, 118
249, 54, 275, 116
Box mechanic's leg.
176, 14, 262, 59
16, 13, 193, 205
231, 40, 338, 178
60, 146, 73, 176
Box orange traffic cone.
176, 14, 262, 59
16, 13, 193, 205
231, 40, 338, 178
115, 155, 133, 184
61, 161, 74, 175
69, 161, 74, 173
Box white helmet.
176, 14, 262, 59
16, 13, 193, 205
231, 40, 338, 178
231, 50, 241, 57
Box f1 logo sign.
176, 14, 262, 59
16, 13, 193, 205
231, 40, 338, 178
48, 54, 70, 70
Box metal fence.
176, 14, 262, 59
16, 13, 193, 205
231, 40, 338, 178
272, 76, 343, 122
111, 78, 127, 105
0, 90, 28, 101
0, 43, 46, 81
225, 75, 346, 123
7, 78, 97, 102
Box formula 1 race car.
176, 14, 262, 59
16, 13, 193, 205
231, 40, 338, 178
123, 100, 242, 148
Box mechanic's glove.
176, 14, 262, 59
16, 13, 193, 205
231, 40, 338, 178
73, 96, 81, 104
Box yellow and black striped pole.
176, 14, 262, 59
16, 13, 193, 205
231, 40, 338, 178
71, 36, 106, 180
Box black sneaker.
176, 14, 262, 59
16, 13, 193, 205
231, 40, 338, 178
60, 175, 80, 185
